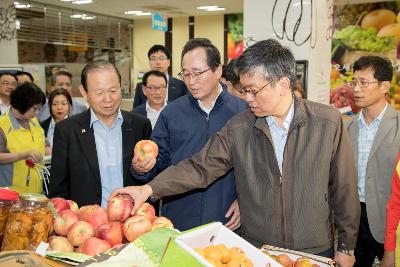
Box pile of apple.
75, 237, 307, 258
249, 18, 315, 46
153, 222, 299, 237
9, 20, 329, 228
48, 196, 173, 256
268, 253, 320, 267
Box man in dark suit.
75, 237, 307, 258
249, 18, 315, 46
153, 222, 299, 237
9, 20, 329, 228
49, 61, 152, 207
132, 45, 187, 109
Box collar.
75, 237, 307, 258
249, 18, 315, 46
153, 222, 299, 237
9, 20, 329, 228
145, 101, 166, 113
358, 103, 387, 126
266, 99, 295, 131
9, 109, 34, 130
90, 108, 123, 128
196, 83, 224, 111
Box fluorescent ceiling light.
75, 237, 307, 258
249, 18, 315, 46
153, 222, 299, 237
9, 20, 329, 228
135, 12, 151, 16
124, 10, 143, 15
81, 14, 96, 20
60, 0, 74, 2
197, 6, 218, 10
14, 2, 31, 8
205, 7, 225, 11
72, 0, 93, 4
70, 14, 83, 18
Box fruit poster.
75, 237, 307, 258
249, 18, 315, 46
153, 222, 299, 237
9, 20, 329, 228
227, 14, 244, 61
331, 2, 400, 112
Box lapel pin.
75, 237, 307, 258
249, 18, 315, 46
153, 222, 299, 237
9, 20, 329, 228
82, 129, 86, 133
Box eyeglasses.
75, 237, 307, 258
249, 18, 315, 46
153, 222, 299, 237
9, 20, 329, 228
178, 67, 212, 81
149, 56, 168, 61
144, 85, 167, 92
348, 78, 380, 89
236, 81, 271, 97
1, 81, 17, 87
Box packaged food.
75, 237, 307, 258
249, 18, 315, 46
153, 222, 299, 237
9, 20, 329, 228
0, 188, 19, 244
1, 193, 52, 251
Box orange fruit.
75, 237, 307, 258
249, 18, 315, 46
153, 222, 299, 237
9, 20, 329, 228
204, 245, 223, 262
230, 247, 246, 261
216, 244, 231, 263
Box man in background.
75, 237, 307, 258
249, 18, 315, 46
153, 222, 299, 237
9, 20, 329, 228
346, 56, 400, 267
15, 71, 34, 85
39, 70, 87, 121
133, 70, 167, 129
0, 73, 17, 116
132, 45, 187, 109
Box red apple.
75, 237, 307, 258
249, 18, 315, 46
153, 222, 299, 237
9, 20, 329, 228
50, 197, 70, 213
49, 236, 74, 252
67, 200, 79, 211
134, 140, 158, 162
275, 254, 294, 267
79, 237, 111, 256
54, 209, 79, 236
294, 257, 313, 267
107, 195, 133, 222
95, 222, 123, 246
123, 215, 152, 242
67, 221, 95, 247
136, 202, 155, 223
79, 204, 109, 230
152, 216, 173, 230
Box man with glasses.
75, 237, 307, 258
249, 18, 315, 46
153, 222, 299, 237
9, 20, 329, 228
0, 73, 17, 116
133, 70, 168, 129
345, 56, 400, 267
132, 45, 187, 109
111, 39, 359, 266
129, 38, 247, 231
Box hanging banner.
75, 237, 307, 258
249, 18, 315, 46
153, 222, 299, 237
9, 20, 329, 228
152, 13, 167, 32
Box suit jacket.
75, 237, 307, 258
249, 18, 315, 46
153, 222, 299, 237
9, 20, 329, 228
40, 117, 52, 137
132, 77, 187, 109
346, 104, 400, 243
132, 103, 147, 117
48, 109, 152, 207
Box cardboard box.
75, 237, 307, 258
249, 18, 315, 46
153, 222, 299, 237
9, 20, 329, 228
161, 222, 281, 267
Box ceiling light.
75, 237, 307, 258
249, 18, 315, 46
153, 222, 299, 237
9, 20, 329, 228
124, 10, 143, 15
197, 6, 218, 10
81, 14, 96, 20
72, 0, 93, 4
14, 2, 31, 8
204, 7, 225, 11
135, 12, 151, 16
59, 0, 74, 1
70, 14, 83, 18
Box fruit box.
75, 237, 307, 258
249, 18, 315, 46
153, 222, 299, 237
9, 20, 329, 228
160, 222, 281, 267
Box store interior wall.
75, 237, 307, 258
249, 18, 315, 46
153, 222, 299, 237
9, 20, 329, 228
0, 0, 18, 65
172, 17, 189, 78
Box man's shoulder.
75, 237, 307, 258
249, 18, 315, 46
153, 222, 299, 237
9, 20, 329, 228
122, 110, 150, 125
57, 110, 88, 129
133, 103, 147, 115
226, 110, 254, 128
301, 99, 342, 124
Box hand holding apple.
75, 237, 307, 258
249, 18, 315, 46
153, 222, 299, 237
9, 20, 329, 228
107, 195, 133, 222
109, 185, 154, 216
134, 140, 158, 162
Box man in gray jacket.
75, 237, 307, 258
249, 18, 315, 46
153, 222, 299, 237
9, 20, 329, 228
111, 39, 360, 267
346, 56, 400, 267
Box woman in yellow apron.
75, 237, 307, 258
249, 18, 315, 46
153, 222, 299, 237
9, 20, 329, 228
0, 82, 45, 194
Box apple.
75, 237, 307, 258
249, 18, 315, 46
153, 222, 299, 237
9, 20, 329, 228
49, 236, 74, 252
361, 9, 396, 31
54, 209, 79, 236
67, 200, 79, 211
123, 215, 152, 242
79, 237, 111, 256
134, 140, 158, 162
50, 197, 70, 213
294, 257, 313, 267
275, 254, 294, 267
378, 23, 400, 44
79, 204, 109, 230
136, 202, 156, 222
95, 222, 123, 246
67, 221, 95, 246
152, 216, 173, 230
107, 195, 133, 222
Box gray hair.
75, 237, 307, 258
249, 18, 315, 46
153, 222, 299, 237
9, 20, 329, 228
80, 61, 121, 92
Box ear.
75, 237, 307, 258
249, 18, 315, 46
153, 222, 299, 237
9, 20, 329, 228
142, 84, 149, 97
215, 64, 223, 80
380, 81, 390, 95
166, 59, 171, 67
277, 77, 291, 95
79, 84, 88, 101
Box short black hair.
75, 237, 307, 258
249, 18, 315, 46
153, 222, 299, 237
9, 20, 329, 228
353, 56, 393, 82
15, 71, 34, 83
236, 39, 297, 88
225, 59, 240, 87
81, 61, 121, 92
48, 88, 73, 118
148, 45, 170, 59
181, 38, 221, 70
0, 72, 17, 81
51, 70, 72, 86
142, 70, 167, 86
10, 82, 45, 114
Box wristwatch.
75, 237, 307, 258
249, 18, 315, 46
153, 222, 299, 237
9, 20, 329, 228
337, 249, 355, 256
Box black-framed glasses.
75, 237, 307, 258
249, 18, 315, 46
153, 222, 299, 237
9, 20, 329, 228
348, 78, 380, 89
149, 56, 168, 61
178, 67, 212, 81
144, 85, 167, 92
1, 81, 17, 87
236, 81, 271, 97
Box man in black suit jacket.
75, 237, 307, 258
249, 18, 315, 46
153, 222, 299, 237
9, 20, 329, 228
132, 45, 187, 109
49, 61, 152, 207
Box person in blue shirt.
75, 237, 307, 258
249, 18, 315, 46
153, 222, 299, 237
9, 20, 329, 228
130, 38, 248, 231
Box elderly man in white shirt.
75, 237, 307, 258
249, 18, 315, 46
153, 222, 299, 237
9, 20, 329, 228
132, 70, 167, 129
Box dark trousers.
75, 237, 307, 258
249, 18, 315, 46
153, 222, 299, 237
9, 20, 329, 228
354, 202, 384, 267
316, 247, 334, 258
